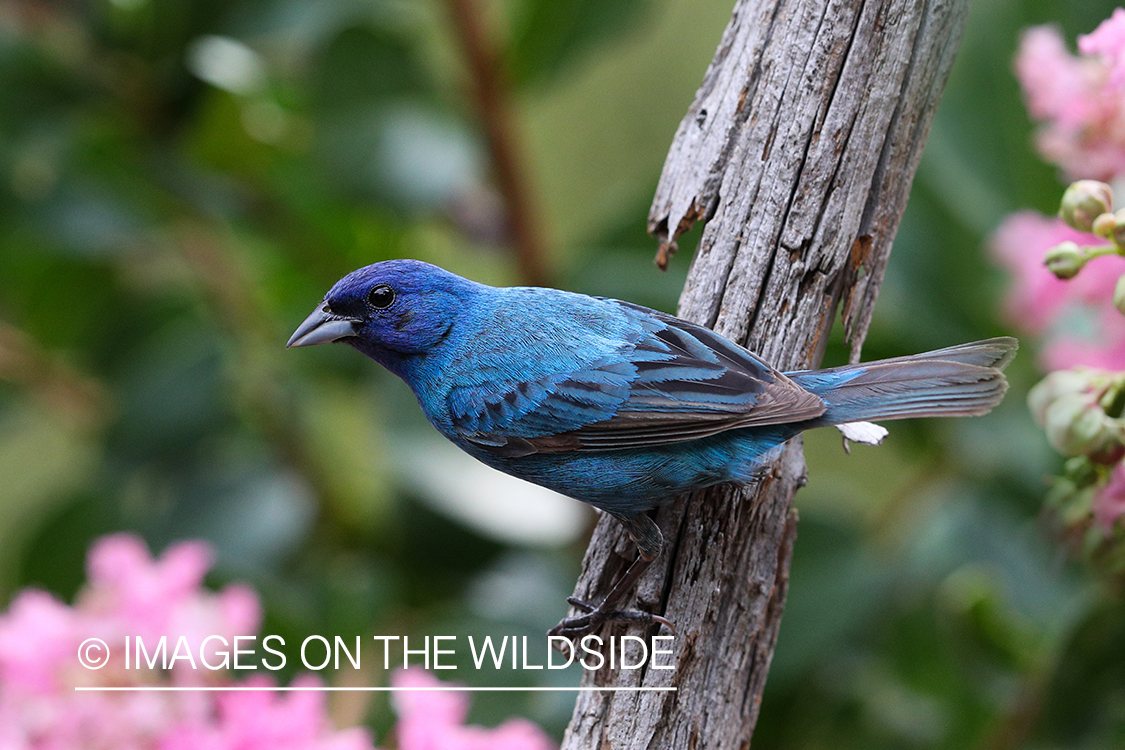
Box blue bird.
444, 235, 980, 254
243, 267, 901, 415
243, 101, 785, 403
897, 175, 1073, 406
288, 259, 1016, 640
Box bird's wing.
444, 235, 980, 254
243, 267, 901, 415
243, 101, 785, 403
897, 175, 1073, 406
449, 303, 825, 457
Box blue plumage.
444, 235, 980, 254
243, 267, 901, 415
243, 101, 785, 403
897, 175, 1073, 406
288, 259, 1016, 639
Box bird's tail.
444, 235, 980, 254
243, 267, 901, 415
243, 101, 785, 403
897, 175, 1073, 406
786, 337, 1018, 427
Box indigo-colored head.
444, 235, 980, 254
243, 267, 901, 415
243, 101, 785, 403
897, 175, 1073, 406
287, 259, 478, 372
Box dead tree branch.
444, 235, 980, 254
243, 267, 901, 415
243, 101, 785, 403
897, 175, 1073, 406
561, 0, 971, 746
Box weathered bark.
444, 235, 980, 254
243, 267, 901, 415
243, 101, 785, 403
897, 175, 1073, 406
559, 0, 971, 748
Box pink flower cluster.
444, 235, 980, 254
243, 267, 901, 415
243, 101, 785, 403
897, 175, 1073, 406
1015, 8, 1125, 182
0, 534, 555, 750
391, 669, 554, 750
992, 10, 1125, 372
990, 211, 1125, 371
0, 533, 372, 749
996, 10, 1125, 542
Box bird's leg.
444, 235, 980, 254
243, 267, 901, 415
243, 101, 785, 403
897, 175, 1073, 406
549, 512, 673, 648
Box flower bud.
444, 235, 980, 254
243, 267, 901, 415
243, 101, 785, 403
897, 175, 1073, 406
1029, 369, 1096, 425
1093, 212, 1117, 238
1031, 369, 1125, 458
1044, 241, 1086, 279
1113, 208, 1125, 247
1116, 275, 1125, 317
1059, 180, 1114, 232
1042, 393, 1116, 456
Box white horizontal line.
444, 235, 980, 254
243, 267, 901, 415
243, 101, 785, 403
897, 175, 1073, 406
74, 686, 676, 693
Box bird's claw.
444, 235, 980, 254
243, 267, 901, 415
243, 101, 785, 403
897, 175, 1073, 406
548, 602, 674, 654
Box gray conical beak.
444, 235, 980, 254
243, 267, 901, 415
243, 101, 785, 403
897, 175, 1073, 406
286, 305, 361, 348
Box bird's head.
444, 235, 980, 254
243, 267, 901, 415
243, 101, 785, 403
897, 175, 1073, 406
287, 260, 477, 372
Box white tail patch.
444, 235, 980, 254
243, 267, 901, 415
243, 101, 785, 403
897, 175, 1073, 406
836, 421, 888, 449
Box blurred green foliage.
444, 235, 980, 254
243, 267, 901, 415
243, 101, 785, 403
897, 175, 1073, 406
1, 0, 1123, 746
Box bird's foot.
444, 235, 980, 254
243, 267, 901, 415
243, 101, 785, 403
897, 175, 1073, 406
548, 597, 674, 653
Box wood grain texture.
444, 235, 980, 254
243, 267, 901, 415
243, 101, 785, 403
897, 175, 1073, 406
560, 0, 970, 747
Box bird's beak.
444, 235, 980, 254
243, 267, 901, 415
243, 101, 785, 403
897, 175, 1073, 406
286, 305, 361, 348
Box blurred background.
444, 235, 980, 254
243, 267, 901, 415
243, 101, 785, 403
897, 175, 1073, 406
1, 0, 1123, 746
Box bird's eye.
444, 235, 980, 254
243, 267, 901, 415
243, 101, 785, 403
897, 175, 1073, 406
367, 284, 395, 310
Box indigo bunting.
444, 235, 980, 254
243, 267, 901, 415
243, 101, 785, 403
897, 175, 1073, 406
289, 260, 1016, 640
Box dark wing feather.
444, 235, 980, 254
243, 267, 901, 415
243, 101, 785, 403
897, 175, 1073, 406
454, 302, 824, 456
